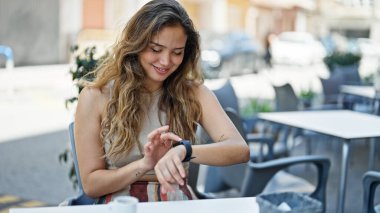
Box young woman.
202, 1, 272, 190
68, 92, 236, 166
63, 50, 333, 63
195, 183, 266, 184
75, 0, 249, 203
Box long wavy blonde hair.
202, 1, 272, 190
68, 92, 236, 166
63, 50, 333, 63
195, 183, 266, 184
82, 0, 203, 160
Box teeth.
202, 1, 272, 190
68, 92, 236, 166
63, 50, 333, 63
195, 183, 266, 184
155, 66, 167, 72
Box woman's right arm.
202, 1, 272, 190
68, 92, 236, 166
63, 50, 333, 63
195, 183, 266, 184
75, 87, 152, 198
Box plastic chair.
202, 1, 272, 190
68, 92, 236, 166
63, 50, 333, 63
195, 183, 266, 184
320, 74, 344, 108
225, 107, 289, 161
211, 80, 286, 161
201, 108, 308, 198
212, 79, 256, 131
273, 83, 300, 112
333, 63, 361, 86
67, 122, 95, 205
362, 171, 380, 213
273, 83, 323, 155
201, 154, 330, 212
242, 155, 330, 212
321, 64, 369, 111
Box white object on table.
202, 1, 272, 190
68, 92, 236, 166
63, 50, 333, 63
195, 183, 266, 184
10, 197, 259, 213
258, 110, 380, 213
109, 196, 138, 213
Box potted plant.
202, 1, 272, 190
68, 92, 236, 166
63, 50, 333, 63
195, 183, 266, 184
299, 89, 316, 109
323, 51, 361, 73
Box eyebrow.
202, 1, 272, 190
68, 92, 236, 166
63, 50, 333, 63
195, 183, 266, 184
150, 41, 185, 50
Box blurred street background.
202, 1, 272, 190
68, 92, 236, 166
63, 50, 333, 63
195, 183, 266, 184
1, 0, 380, 212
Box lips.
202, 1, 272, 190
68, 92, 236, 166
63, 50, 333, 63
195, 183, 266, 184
153, 65, 170, 75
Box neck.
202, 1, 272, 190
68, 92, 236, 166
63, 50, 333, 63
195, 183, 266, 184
144, 81, 163, 92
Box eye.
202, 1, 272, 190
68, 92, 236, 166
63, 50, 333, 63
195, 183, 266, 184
151, 47, 161, 53
173, 51, 183, 56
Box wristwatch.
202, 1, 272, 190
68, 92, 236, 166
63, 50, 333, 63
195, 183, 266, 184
173, 140, 193, 162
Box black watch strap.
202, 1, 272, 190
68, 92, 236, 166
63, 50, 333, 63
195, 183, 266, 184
173, 140, 193, 162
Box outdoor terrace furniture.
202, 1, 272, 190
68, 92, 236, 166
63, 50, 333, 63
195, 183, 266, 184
67, 122, 95, 205
211, 80, 289, 161
199, 153, 330, 212
340, 85, 379, 114
320, 63, 364, 110
272, 83, 324, 156
10, 197, 260, 213
362, 171, 380, 213
258, 110, 380, 213
199, 108, 330, 212
273, 83, 300, 112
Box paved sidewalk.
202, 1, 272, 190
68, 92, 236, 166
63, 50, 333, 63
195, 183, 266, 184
0, 64, 75, 143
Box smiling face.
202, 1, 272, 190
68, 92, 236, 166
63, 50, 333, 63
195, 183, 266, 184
139, 24, 187, 92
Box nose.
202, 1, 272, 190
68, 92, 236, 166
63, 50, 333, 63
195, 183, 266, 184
159, 53, 170, 66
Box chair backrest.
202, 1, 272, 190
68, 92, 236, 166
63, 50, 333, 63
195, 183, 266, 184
273, 83, 299, 111
333, 63, 361, 85
213, 80, 240, 114
199, 80, 241, 144
219, 108, 250, 190
362, 171, 380, 213
320, 74, 344, 105
68, 122, 83, 191
68, 122, 95, 205
241, 155, 330, 212
224, 107, 246, 138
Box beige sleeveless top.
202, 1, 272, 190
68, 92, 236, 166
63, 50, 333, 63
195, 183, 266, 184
104, 89, 166, 175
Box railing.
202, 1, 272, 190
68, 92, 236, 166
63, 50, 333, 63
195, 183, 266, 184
0, 45, 14, 69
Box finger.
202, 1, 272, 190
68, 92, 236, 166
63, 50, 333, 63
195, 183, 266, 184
173, 156, 186, 178
154, 169, 168, 194
156, 171, 175, 194
167, 160, 184, 185
147, 125, 169, 141
161, 183, 177, 195
160, 132, 182, 144
155, 165, 176, 192
144, 140, 155, 149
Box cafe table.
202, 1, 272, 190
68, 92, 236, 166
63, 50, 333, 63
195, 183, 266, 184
258, 110, 380, 213
340, 85, 376, 99
10, 197, 259, 213
340, 85, 380, 115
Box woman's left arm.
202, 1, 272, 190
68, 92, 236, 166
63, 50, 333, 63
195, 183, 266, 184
190, 84, 250, 166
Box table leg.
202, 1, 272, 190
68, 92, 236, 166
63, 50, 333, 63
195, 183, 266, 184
337, 140, 351, 213
369, 138, 376, 170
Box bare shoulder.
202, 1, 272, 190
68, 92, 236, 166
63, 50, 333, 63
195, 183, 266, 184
79, 87, 106, 103
77, 86, 109, 116
192, 84, 214, 100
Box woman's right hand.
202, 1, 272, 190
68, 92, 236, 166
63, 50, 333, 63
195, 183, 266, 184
143, 125, 182, 170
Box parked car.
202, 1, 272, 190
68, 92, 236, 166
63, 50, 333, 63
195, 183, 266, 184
200, 31, 262, 79
270, 31, 327, 66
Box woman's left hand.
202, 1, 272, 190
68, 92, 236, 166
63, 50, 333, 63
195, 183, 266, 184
154, 143, 187, 194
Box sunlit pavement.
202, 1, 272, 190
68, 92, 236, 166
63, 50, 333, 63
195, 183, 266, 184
0, 64, 75, 143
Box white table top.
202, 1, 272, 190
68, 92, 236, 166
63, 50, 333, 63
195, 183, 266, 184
340, 85, 377, 99
258, 110, 380, 140
10, 197, 259, 213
